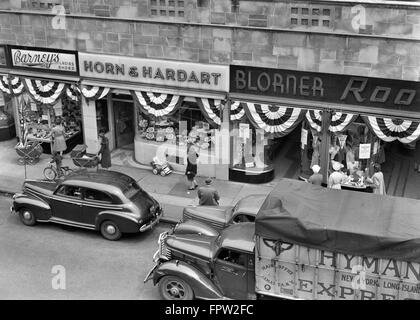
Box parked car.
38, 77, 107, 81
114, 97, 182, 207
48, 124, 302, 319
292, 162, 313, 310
11, 170, 162, 240
182, 194, 266, 231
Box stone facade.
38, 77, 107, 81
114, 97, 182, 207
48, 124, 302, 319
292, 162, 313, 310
0, 1, 419, 81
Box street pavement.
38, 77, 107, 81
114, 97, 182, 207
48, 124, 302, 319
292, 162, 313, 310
0, 196, 171, 300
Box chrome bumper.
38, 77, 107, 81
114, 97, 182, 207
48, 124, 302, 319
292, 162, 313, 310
139, 209, 163, 232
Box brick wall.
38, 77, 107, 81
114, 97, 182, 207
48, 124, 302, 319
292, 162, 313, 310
0, 8, 419, 81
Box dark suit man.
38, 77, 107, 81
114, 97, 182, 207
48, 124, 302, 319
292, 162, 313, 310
197, 178, 220, 206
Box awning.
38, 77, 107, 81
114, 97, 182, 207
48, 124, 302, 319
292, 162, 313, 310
131, 90, 184, 118
362, 116, 420, 144
243, 102, 306, 137
306, 109, 357, 133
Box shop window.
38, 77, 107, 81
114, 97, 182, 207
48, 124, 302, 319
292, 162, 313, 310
96, 98, 109, 134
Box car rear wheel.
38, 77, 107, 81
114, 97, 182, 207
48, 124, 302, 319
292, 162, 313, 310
19, 208, 36, 226
159, 276, 194, 300
100, 221, 122, 241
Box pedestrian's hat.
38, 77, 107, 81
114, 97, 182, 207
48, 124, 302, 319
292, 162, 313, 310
332, 161, 343, 171
311, 164, 321, 173
205, 178, 212, 184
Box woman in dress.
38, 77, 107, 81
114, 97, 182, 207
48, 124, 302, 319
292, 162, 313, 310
370, 163, 386, 195
328, 161, 345, 189
185, 138, 199, 190
51, 118, 67, 156
98, 129, 111, 169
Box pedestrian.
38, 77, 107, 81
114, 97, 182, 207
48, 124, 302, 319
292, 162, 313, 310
98, 129, 111, 169
197, 178, 220, 206
370, 163, 386, 195
328, 161, 345, 189
308, 164, 323, 186
51, 117, 67, 156
51, 151, 62, 176
185, 138, 199, 190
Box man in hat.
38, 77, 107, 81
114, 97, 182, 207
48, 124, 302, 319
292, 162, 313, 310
197, 178, 220, 206
308, 164, 323, 186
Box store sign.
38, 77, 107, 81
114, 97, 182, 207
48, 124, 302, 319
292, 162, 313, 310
230, 65, 420, 113
8, 46, 78, 75
0, 45, 6, 67
79, 53, 229, 92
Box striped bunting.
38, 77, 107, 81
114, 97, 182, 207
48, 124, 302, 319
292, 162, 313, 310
362, 116, 420, 144
196, 98, 223, 128
24, 79, 65, 105
230, 101, 245, 121
81, 86, 110, 100
306, 110, 357, 133
9, 76, 25, 95
66, 85, 81, 102
0, 76, 10, 95
132, 91, 183, 118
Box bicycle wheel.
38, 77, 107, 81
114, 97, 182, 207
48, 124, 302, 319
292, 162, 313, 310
43, 166, 57, 181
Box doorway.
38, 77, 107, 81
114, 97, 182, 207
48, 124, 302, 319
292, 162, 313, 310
113, 99, 134, 149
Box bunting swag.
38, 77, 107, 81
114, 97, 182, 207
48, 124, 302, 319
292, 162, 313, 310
330, 112, 358, 133
362, 116, 420, 144
244, 103, 305, 137
196, 98, 223, 128
9, 76, 25, 95
306, 109, 322, 132
230, 101, 245, 121
24, 79, 65, 105
132, 91, 183, 118
0, 76, 10, 95
306, 110, 357, 133
66, 85, 81, 102
81, 86, 110, 100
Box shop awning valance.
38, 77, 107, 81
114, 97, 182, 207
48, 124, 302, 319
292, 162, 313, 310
196, 98, 223, 128
244, 103, 305, 137
132, 91, 184, 118
24, 79, 66, 105
0, 76, 10, 95
66, 85, 81, 102
81, 86, 110, 100
362, 116, 420, 144
230, 101, 245, 121
306, 110, 357, 133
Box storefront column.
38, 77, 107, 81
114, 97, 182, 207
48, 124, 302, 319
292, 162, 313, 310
81, 98, 99, 154
320, 110, 331, 185
214, 100, 230, 181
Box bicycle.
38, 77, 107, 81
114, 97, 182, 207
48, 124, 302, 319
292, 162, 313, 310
43, 160, 74, 181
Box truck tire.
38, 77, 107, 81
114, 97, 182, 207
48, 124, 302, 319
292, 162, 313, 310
159, 275, 194, 300
100, 220, 122, 241
19, 208, 36, 226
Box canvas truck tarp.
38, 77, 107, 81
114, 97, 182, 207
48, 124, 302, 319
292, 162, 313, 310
255, 179, 420, 263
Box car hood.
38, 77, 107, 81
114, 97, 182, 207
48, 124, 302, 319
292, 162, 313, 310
183, 206, 233, 225
165, 233, 216, 261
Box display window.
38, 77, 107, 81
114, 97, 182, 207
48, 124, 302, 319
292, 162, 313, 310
96, 98, 109, 134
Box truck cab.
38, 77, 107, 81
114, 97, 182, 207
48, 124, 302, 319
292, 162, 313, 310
145, 222, 256, 300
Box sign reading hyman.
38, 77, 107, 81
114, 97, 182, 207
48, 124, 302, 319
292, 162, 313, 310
9, 46, 78, 75
79, 52, 229, 92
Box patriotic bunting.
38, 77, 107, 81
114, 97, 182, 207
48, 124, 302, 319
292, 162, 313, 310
196, 98, 223, 128
81, 86, 110, 100
9, 76, 25, 95
243, 103, 306, 137
24, 79, 66, 105
362, 116, 420, 144
0, 76, 10, 95
132, 91, 183, 118
66, 85, 81, 102
306, 109, 357, 133
230, 101, 245, 121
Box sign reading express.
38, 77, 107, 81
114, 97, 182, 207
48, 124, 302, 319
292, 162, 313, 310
79, 53, 229, 92
10, 46, 78, 74
230, 65, 420, 113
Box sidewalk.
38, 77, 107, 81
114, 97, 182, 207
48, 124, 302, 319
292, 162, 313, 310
0, 139, 276, 224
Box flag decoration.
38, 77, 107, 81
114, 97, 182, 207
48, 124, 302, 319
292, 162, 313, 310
0, 76, 10, 95
81, 86, 110, 100
306, 109, 357, 133
24, 79, 66, 105
66, 85, 81, 102
362, 116, 420, 144
9, 76, 25, 95
132, 91, 183, 118
230, 101, 246, 121
196, 98, 223, 128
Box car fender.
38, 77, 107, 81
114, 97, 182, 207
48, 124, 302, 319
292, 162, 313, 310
173, 220, 220, 236
153, 260, 225, 300
95, 211, 140, 233
13, 194, 51, 220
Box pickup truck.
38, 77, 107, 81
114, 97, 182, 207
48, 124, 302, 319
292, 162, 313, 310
145, 179, 420, 300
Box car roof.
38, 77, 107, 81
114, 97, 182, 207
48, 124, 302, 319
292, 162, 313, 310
219, 223, 255, 253
63, 170, 136, 192
235, 194, 267, 216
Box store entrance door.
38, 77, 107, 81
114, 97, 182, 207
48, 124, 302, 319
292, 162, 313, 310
113, 100, 134, 149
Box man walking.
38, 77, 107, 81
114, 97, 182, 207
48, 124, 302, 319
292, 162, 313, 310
197, 178, 220, 206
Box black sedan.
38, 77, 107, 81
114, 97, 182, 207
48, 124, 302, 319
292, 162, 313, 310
11, 170, 163, 240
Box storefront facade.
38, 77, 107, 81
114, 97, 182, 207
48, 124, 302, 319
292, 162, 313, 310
77, 52, 230, 180
0, 45, 83, 154
229, 65, 420, 197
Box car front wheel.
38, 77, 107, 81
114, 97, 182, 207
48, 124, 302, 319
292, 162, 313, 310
100, 220, 122, 241
19, 208, 36, 226
159, 276, 194, 300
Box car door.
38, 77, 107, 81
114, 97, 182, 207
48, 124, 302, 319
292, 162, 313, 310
214, 248, 249, 299
81, 188, 115, 225
51, 184, 83, 223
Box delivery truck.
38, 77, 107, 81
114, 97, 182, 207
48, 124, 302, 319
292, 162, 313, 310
144, 179, 420, 300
